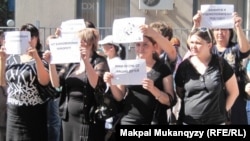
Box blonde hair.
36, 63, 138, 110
78, 28, 99, 51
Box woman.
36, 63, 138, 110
192, 11, 250, 124
103, 34, 175, 125
99, 35, 126, 61
0, 23, 50, 141
175, 28, 239, 125
44, 28, 109, 141
98, 35, 126, 141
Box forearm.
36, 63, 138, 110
225, 92, 238, 112
235, 26, 250, 53
151, 86, 171, 105
110, 84, 125, 101
35, 58, 50, 85
0, 59, 6, 86
151, 87, 173, 106
225, 75, 239, 111
152, 33, 177, 62
49, 64, 60, 87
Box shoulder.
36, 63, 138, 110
178, 58, 190, 69
155, 61, 170, 71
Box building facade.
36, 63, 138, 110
11, 0, 250, 57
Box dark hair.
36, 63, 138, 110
187, 28, 215, 50
20, 23, 42, 51
85, 21, 96, 28
149, 21, 173, 40
228, 29, 236, 47
114, 44, 126, 60
212, 28, 236, 47
190, 28, 214, 44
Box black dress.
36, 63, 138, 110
121, 61, 172, 125
59, 53, 109, 141
5, 55, 48, 141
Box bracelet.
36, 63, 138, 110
155, 94, 162, 100
55, 86, 62, 92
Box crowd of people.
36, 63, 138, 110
0, 9, 250, 141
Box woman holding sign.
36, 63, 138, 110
175, 27, 239, 125
103, 34, 176, 125
44, 27, 109, 141
192, 10, 250, 124
0, 23, 50, 141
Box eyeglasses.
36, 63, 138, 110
191, 27, 213, 43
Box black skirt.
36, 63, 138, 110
6, 103, 48, 141
62, 113, 105, 141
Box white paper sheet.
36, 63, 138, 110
109, 59, 147, 85
4, 31, 31, 54
49, 38, 81, 64
201, 4, 234, 29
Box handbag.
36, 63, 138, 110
93, 86, 123, 121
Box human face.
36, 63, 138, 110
188, 34, 212, 56
135, 36, 156, 59
101, 44, 113, 55
212, 29, 230, 45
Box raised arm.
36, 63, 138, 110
233, 12, 250, 53
140, 25, 177, 63
192, 10, 202, 30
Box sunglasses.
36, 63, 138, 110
191, 27, 213, 43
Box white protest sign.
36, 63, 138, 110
60, 19, 86, 38
4, 31, 31, 54
109, 59, 147, 85
112, 17, 145, 43
201, 4, 234, 29
49, 38, 80, 64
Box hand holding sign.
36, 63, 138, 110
112, 17, 145, 43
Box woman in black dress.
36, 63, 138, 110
44, 28, 109, 141
103, 34, 176, 125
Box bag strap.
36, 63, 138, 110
218, 56, 224, 85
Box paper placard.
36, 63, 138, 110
4, 31, 31, 54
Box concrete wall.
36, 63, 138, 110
14, 0, 248, 57
15, 0, 76, 28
